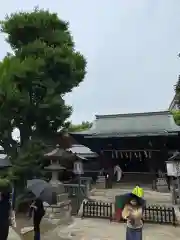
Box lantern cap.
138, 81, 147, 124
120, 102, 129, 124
168, 151, 180, 161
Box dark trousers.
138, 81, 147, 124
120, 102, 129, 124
0, 222, 9, 240
33, 216, 42, 240
126, 227, 142, 240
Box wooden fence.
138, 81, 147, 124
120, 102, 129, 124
82, 201, 176, 225
82, 201, 113, 221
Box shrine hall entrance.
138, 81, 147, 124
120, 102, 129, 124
103, 149, 166, 185
104, 150, 152, 173
117, 152, 149, 172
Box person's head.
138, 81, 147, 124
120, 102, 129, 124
130, 198, 138, 206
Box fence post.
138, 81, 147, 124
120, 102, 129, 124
172, 207, 176, 226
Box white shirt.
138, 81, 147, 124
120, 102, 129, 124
114, 165, 122, 181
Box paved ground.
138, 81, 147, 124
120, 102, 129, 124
90, 187, 172, 205
46, 217, 180, 240
8, 186, 180, 240
8, 228, 21, 240
8, 217, 180, 240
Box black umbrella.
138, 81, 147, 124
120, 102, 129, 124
27, 179, 54, 205
121, 193, 146, 209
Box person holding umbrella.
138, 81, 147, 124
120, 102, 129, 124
29, 198, 45, 240
27, 179, 55, 240
122, 189, 145, 240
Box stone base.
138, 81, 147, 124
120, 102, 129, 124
49, 180, 65, 193
96, 176, 106, 189
44, 200, 72, 224
57, 193, 69, 202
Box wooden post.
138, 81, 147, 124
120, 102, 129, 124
177, 177, 180, 204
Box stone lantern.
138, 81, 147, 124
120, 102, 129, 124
44, 147, 73, 203
166, 152, 180, 177
44, 160, 65, 187
166, 151, 180, 204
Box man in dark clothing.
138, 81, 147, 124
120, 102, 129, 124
30, 198, 45, 240
0, 191, 11, 240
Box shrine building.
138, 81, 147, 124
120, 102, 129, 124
70, 111, 180, 183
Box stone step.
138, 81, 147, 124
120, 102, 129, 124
92, 188, 171, 198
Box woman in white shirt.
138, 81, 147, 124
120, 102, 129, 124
114, 165, 122, 182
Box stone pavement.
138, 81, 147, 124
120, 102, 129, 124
52, 217, 180, 240
90, 187, 172, 205
8, 217, 180, 240
7, 186, 180, 240
8, 228, 21, 240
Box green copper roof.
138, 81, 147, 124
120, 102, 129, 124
71, 111, 180, 137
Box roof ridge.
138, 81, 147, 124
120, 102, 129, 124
95, 111, 171, 119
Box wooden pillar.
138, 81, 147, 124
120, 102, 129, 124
146, 151, 157, 190
98, 151, 113, 188
159, 147, 170, 191
160, 147, 168, 172
146, 151, 157, 173
106, 167, 113, 188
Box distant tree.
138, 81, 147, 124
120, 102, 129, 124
0, 7, 86, 183
68, 121, 93, 132
173, 74, 180, 125
172, 110, 180, 126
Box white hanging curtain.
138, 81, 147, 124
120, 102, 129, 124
115, 150, 118, 158
114, 165, 122, 181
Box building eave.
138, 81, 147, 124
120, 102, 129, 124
70, 111, 180, 138
83, 131, 179, 138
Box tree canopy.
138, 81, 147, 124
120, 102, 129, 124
173, 74, 180, 125
68, 121, 93, 132
172, 110, 180, 126
0, 8, 86, 182
175, 75, 180, 108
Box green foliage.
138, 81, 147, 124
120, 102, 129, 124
0, 178, 11, 191
175, 75, 180, 107
68, 121, 93, 132
0, 7, 86, 183
9, 140, 46, 183
172, 110, 180, 126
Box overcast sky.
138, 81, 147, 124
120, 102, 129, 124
0, 0, 179, 125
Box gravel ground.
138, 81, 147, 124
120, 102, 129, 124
49, 217, 180, 240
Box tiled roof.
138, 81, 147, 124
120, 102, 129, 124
68, 144, 98, 158
44, 148, 72, 158
168, 151, 180, 161
71, 111, 180, 137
